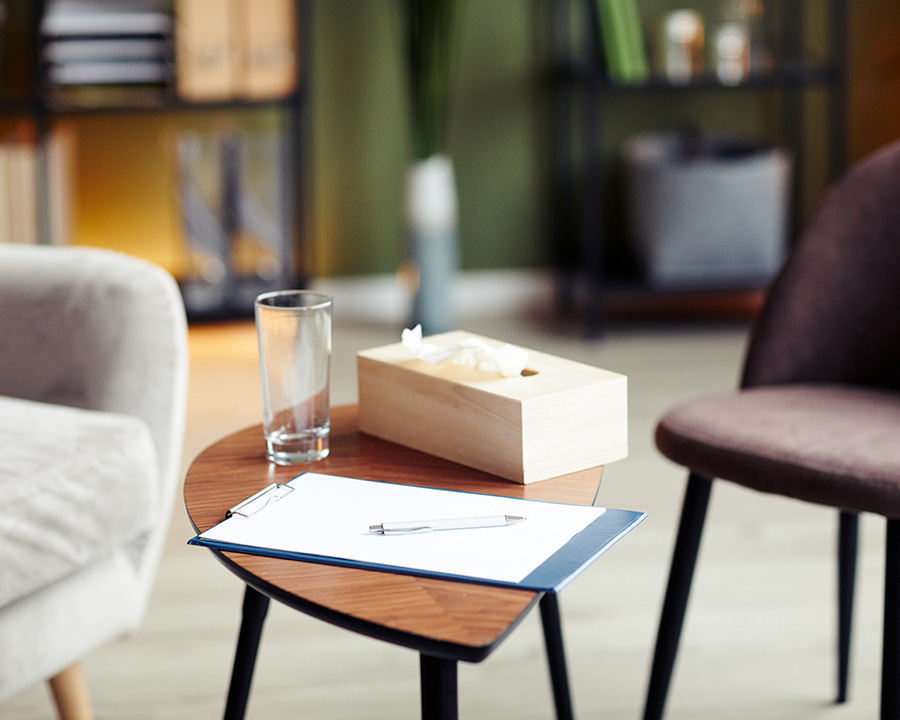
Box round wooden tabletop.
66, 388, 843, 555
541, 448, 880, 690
184, 404, 603, 662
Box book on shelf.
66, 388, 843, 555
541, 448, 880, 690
42, 38, 169, 64
41, 0, 173, 37
0, 140, 37, 246
0, 130, 74, 247
596, 0, 648, 84
5, 143, 37, 246
47, 128, 76, 247
47, 61, 169, 86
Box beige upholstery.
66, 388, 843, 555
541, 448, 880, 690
0, 245, 188, 718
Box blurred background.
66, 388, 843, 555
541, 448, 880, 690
0, 0, 896, 325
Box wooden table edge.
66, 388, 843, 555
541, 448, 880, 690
207, 547, 544, 663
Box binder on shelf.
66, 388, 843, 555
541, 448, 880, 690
174, 0, 298, 101
234, 0, 298, 99
175, 130, 231, 314
621, 0, 649, 81
175, 0, 236, 100
175, 128, 291, 316
231, 130, 291, 307
189, 472, 646, 593
596, 0, 648, 84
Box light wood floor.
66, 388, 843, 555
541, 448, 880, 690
2, 314, 889, 719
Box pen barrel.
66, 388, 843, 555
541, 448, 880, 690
430, 516, 510, 531
379, 515, 511, 533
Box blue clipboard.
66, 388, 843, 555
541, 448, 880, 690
189, 473, 646, 593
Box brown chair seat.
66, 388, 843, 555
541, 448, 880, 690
657, 384, 900, 517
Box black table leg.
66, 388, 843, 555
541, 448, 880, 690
541, 593, 575, 720
420, 654, 458, 720
224, 585, 270, 720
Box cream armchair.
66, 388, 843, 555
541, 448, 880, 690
0, 245, 188, 719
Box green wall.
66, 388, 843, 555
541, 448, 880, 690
311, 0, 551, 277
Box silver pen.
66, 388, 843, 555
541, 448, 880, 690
369, 514, 526, 535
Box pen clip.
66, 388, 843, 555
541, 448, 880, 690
227, 483, 294, 518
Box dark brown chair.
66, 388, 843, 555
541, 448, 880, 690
643, 138, 900, 720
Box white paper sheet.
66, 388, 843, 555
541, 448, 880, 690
197, 472, 606, 585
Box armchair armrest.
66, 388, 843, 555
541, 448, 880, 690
0, 245, 188, 489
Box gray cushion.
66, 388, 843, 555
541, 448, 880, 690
0, 396, 158, 608
656, 384, 900, 517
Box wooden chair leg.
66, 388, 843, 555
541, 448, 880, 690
881, 517, 900, 720
837, 510, 859, 703
643, 472, 713, 720
48, 662, 94, 720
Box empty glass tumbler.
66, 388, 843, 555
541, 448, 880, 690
255, 290, 332, 464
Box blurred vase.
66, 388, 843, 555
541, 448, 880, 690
406, 154, 459, 334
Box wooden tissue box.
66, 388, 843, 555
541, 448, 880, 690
357, 331, 628, 484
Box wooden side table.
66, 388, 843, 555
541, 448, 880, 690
185, 404, 608, 719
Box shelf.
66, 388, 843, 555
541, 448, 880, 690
549, 0, 847, 335
38, 90, 304, 116
0, 98, 40, 114
602, 285, 767, 323
557, 64, 841, 93
591, 67, 841, 93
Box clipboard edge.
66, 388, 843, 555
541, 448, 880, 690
188, 506, 647, 593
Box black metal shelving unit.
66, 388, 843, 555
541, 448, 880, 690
3, 0, 312, 320
549, 0, 848, 335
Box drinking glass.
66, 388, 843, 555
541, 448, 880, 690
255, 290, 332, 464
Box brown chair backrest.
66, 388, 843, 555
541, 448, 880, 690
741, 139, 900, 390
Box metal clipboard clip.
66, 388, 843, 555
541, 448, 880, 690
226, 483, 294, 518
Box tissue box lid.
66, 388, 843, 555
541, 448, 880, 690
357, 331, 628, 484
357, 331, 624, 400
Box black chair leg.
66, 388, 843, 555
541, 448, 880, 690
837, 510, 859, 703
224, 585, 270, 720
881, 518, 900, 720
540, 593, 575, 720
643, 472, 713, 720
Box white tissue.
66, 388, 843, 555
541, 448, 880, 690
401, 325, 529, 378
